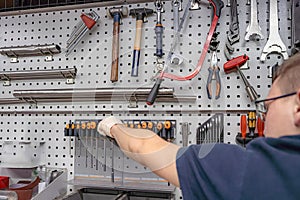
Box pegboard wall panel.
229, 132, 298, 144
0, 0, 292, 198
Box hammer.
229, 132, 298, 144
129, 8, 154, 77
223, 55, 258, 102
107, 7, 128, 82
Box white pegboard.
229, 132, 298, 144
0, 0, 293, 198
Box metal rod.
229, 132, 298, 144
0, 68, 76, 81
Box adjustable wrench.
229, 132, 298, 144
260, 0, 288, 61
245, 0, 264, 41
224, 0, 239, 60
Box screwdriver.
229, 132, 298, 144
90, 121, 97, 170
257, 117, 264, 137
164, 121, 172, 142
81, 122, 88, 168
240, 115, 247, 146
247, 111, 256, 137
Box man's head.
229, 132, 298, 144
264, 53, 300, 137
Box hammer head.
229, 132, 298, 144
108, 7, 128, 18
129, 8, 154, 21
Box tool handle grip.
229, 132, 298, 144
209, 0, 224, 17
131, 20, 143, 77
240, 115, 247, 139
215, 67, 221, 99
257, 117, 264, 137
155, 25, 163, 57
134, 20, 143, 50
111, 19, 120, 82
131, 50, 140, 77
223, 55, 249, 74
206, 67, 214, 99
146, 78, 163, 105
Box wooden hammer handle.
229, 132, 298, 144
111, 20, 120, 82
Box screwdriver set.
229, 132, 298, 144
64, 119, 176, 142
235, 111, 265, 147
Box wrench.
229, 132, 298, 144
260, 0, 288, 61
245, 0, 264, 41
171, 0, 184, 65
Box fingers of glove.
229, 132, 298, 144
97, 116, 123, 138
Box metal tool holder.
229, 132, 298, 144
0, 0, 292, 199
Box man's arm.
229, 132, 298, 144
111, 124, 180, 187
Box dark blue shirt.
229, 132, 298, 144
176, 135, 300, 200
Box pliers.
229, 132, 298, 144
206, 51, 221, 99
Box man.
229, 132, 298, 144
98, 53, 300, 199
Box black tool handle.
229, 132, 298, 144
146, 78, 163, 105
209, 0, 224, 17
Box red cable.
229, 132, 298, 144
159, 14, 219, 81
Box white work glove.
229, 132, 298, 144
97, 116, 123, 138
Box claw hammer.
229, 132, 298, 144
107, 7, 128, 82
130, 8, 154, 77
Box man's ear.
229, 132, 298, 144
294, 89, 300, 127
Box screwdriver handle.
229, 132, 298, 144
257, 117, 264, 137
240, 115, 247, 139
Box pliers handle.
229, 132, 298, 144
206, 51, 221, 99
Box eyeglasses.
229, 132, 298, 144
255, 91, 297, 121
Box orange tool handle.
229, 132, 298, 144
223, 55, 249, 74
257, 117, 264, 137
241, 115, 247, 139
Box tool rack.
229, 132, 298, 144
0, 0, 292, 199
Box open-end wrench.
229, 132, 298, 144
245, 0, 264, 41
171, 0, 184, 65
260, 0, 288, 61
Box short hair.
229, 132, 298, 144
275, 53, 300, 93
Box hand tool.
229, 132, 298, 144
206, 35, 221, 100
257, 116, 264, 137
196, 113, 224, 144
86, 122, 94, 169
154, 0, 164, 58
240, 115, 247, 146
76, 123, 81, 157
224, 0, 239, 60
247, 111, 256, 137
103, 137, 107, 171
260, 0, 288, 61
0, 44, 61, 63
171, 0, 184, 65
90, 121, 97, 169
129, 8, 154, 77
291, 0, 300, 55
206, 51, 221, 99
107, 7, 128, 83
223, 55, 258, 102
181, 122, 189, 147
245, 0, 264, 41
146, 0, 224, 105
111, 141, 115, 182
80, 122, 88, 168
65, 10, 99, 56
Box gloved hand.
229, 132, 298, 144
97, 116, 123, 138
